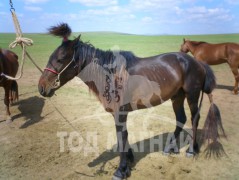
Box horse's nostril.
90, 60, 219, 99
39, 85, 46, 96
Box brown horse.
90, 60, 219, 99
0, 48, 19, 123
180, 39, 239, 94
38, 23, 225, 179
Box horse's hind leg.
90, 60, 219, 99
4, 83, 12, 123
229, 62, 239, 94
164, 89, 186, 155
172, 89, 186, 139
186, 90, 201, 157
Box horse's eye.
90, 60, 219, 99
57, 59, 64, 63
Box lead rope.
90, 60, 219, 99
1, 0, 43, 80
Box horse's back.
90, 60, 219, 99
192, 43, 231, 64
130, 52, 205, 100
225, 43, 239, 56
195, 42, 239, 55
132, 52, 185, 84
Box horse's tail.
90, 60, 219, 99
10, 80, 19, 103
200, 62, 226, 143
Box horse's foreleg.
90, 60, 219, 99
229, 65, 239, 94
4, 84, 12, 123
113, 112, 132, 180
164, 90, 186, 155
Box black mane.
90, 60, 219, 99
191, 41, 207, 46
75, 39, 138, 69
48, 23, 138, 68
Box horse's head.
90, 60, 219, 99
38, 23, 83, 97
180, 38, 190, 53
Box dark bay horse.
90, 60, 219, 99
180, 39, 239, 94
0, 48, 19, 123
38, 23, 225, 179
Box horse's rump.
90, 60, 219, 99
0, 49, 19, 78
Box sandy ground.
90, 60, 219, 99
1, 64, 239, 180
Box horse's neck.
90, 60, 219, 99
79, 61, 106, 91
79, 55, 130, 110
187, 42, 199, 55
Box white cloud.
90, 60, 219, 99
187, 6, 207, 13
39, 12, 84, 23
0, 12, 7, 16
2, 0, 236, 34
225, 0, 239, 4
86, 6, 129, 15
23, 0, 49, 3
173, 6, 232, 23
129, 14, 136, 19
68, 0, 117, 6
39, 13, 63, 21
24, 6, 42, 11
129, 0, 194, 10
142, 17, 153, 23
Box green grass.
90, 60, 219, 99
1, 32, 239, 69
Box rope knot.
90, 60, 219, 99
3, 1, 43, 81
9, 37, 33, 49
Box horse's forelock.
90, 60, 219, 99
48, 23, 72, 38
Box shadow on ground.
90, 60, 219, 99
12, 96, 45, 128
216, 84, 234, 91
88, 129, 226, 175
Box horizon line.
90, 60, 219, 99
0, 31, 239, 36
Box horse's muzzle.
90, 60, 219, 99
38, 83, 55, 97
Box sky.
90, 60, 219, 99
0, 0, 239, 35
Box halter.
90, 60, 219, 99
44, 50, 77, 88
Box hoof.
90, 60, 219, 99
186, 151, 195, 158
113, 166, 131, 180
163, 142, 179, 155
6, 117, 13, 124
112, 175, 123, 180
162, 151, 170, 156
232, 90, 238, 95
163, 149, 179, 156
186, 143, 199, 158
186, 148, 196, 158
126, 148, 134, 163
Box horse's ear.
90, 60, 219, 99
72, 34, 81, 46
183, 38, 186, 43
76, 34, 81, 41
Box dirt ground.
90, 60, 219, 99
1, 64, 239, 180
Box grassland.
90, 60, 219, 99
1, 33, 239, 179
1, 32, 239, 69
1, 32, 238, 98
